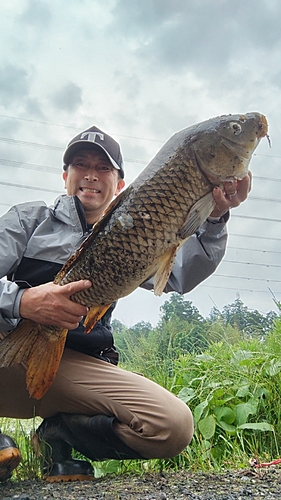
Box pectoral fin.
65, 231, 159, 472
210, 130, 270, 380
83, 304, 112, 333
153, 245, 179, 296
179, 192, 216, 239
0, 320, 68, 400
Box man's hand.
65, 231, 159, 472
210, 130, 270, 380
19, 280, 92, 329
209, 172, 252, 219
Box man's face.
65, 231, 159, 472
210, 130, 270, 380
63, 148, 125, 223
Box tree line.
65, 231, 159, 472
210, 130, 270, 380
112, 294, 278, 369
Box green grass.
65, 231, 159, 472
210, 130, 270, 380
2, 315, 281, 480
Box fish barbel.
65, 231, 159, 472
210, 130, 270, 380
0, 112, 268, 399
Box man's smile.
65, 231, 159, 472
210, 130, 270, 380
79, 187, 101, 193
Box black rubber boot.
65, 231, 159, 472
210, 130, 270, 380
61, 413, 144, 461
36, 416, 94, 482
0, 430, 22, 482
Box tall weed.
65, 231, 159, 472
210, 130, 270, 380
3, 310, 281, 478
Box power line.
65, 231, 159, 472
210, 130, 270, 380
2, 111, 281, 152
10, 114, 273, 151
231, 233, 281, 242
232, 214, 281, 223
0, 137, 62, 151
0, 132, 281, 164
0, 115, 163, 143
0, 195, 279, 259
223, 260, 281, 269
201, 283, 281, 295
0, 116, 279, 288
0, 178, 280, 223
0, 158, 60, 173
227, 246, 281, 255
0, 156, 146, 169
0, 181, 60, 193
255, 176, 281, 183
1, 158, 281, 195
249, 195, 281, 203
214, 274, 281, 283
1, 116, 280, 313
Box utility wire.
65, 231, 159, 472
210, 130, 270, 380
0, 158, 61, 173
0, 179, 281, 223
1, 135, 281, 165
1, 113, 281, 150
214, 274, 281, 283
1, 159, 281, 195
201, 283, 281, 294
0, 137, 62, 151
227, 246, 281, 255
231, 233, 281, 242
0, 181, 60, 193
222, 260, 281, 269
232, 214, 281, 223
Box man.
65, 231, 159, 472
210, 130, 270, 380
0, 125, 251, 482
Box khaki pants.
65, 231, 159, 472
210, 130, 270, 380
0, 348, 194, 458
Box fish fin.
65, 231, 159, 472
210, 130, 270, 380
54, 190, 129, 284
0, 320, 37, 367
153, 245, 179, 296
83, 304, 112, 333
179, 192, 216, 239
0, 320, 68, 400
26, 327, 68, 400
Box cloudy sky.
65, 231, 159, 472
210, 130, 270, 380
0, 0, 280, 326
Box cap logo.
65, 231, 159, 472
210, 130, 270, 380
80, 131, 104, 143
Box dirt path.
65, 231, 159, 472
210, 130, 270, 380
1, 469, 281, 499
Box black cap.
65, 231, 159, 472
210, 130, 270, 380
63, 125, 124, 178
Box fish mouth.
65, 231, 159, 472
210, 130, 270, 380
235, 113, 268, 139
195, 113, 270, 184
258, 114, 269, 138
259, 115, 271, 146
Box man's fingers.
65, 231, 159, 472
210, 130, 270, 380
62, 279, 92, 297
224, 179, 238, 198
235, 174, 252, 202
212, 187, 226, 206
59, 280, 92, 319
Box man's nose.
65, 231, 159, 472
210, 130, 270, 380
84, 166, 99, 180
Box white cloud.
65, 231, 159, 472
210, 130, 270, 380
0, 0, 280, 325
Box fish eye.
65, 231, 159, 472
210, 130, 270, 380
229, 122, 242, 135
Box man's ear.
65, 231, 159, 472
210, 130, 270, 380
62, 171, 68, 187
115, 179, 125, 196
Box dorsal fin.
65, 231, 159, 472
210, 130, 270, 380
54, 189, 129, 284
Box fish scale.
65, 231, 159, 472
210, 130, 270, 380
0, 112, 269, 399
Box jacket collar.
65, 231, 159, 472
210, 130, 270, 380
51, 194, 87, 233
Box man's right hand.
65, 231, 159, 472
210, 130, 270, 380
19, 280, 92, 329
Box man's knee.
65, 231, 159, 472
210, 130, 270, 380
158, 404, 194, 458
139, 402, 194, 459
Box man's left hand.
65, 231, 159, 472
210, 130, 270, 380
209, 171, 252, 219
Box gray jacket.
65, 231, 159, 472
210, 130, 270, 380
0, 194, 228, 337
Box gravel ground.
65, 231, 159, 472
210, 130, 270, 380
1, 468, 281, 500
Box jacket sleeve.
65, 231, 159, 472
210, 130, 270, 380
0, 204, 42, 331
141, 216, 228, 294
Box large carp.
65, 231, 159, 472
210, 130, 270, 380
0, 112, 268, 399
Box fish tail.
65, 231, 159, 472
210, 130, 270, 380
26, 326, 68, 400
0, 320, 37, 367
0, 320, 68, 400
